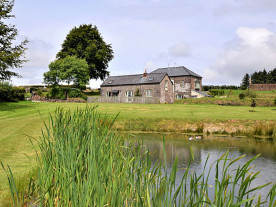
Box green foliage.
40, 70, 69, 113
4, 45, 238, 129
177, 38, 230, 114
68, 88, 87, 100
239, 93, 245, 100
209, 89, 225, 96
43, 56, 89, 88
0, 0, 28, 80
68, 88, 82, 98
249, 68, 276, 84
134, 88, 141, 96
47, 87, 66, 100
203, 85, 239, 91
244, 89, 257, 98
0, 81, 25, 102
56, 24, 114, 80
241, 73, 250, 90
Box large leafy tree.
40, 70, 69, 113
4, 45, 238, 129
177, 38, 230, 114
0, 0, 28, 80
56, 24, 114, 80
43, 56, 89, 88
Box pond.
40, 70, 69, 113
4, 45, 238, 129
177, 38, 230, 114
124, 132, 276, 205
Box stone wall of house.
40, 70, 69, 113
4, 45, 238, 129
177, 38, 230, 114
171, 76, 202, 98
100, 75, 174, 103
159, 75, 174, 103
249, 84, 276, 91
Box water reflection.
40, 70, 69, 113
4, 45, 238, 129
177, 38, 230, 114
123, 132, 276, 204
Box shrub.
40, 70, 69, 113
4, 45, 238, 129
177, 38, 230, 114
209, 89, 225, 96
251, 99, 256, 107
48, 87, 66, 100
134, 88, 141, 96
0, 81, 25, 102
274, 97, 276, 105
244, 89, 257, 98
239, 93, 245, 100
68, 88, 82, 98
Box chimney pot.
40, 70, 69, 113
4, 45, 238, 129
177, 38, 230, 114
143, 69, 147, 77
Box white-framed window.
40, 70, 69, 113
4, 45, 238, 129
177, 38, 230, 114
165, 80, 168, 91
182, 80, 185, 87
146, 89, 152, 97
106, 91, 111, 97
125, 91, 133, 97
195, 79, 200, 89
176, 94, 184, 99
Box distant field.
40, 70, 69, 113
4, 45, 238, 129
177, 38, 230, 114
0, 101, 276, 204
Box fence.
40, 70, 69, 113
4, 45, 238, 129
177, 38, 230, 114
87, 96, 160, 104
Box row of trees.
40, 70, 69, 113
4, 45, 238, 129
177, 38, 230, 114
241, 68, 276, 89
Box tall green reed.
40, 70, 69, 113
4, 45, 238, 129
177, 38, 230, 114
2, 106, 276, 206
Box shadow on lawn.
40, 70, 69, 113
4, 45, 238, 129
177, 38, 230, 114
0, 102, 34, 111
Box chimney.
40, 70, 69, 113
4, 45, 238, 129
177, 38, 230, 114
249, 77, 252, 86
143, 68, 147, 77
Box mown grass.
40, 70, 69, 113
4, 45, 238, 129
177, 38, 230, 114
2, 107, 276, 206
1, 101, 276, 204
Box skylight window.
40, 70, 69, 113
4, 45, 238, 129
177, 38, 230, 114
149, 78, 154, 81
108, 80, 113, 84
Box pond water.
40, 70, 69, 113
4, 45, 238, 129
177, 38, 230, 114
125, 133, 276, 204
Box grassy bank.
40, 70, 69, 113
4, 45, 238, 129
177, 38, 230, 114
1, 101, 276, 204
2, 107, 276, 206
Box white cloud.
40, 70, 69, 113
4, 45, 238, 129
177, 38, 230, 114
11, 38, 55, 86
24, 39, 55, 68
204, 27, 276, 85
168, 42, 191, 57
145, 60, 156, 72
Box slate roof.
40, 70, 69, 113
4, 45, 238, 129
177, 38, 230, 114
151, 66, 202, 78
101, 73, 167, 87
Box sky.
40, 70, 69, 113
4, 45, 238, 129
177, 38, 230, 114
8, 0, 276, 87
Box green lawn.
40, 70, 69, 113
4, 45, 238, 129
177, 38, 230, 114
0, 101, 276, 203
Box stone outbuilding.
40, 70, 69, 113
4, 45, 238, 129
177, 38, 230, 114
99, 66, 209, 103
151, 66, 204, 99
100, 71, 174, 103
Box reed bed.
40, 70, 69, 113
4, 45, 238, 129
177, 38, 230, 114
2, 106, 276, 206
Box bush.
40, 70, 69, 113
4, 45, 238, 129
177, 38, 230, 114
0, 82, 26, 102
48, 87, 66, 100
244, 89, 257, 98
239, 93, 245, 100
68, 88, 82, 98
209, 89, 225, 96
48, 87, 87, 100
251, 99, 256, 107
274, 97, 276, 105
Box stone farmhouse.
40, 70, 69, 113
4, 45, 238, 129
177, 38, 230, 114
99, 66, 209, 103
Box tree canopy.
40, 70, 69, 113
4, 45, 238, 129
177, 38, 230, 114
241, 68, 276, 86
240, 73, 250, 89
250, 69, 276, 84
0, 0, 28, 80
43, 56, 89, 88
56, 24, 114, 80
